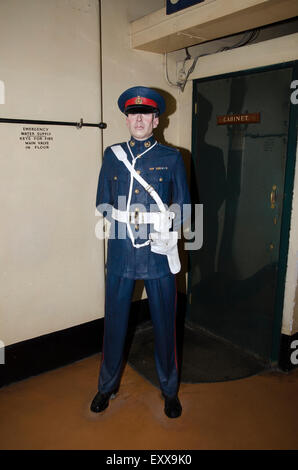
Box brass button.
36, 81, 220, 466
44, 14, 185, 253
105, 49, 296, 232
137, 154, 141, 158
130, 141, 135, 147
136, 170, 141, 174
113, 176, 118, 180
144, 141, 151, 148
135, 224, 139, 231
159, 177, 163, 182
135, 189, 140, 194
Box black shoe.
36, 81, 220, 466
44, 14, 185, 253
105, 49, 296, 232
163, 394, 182, 419
90, 390, 117, 413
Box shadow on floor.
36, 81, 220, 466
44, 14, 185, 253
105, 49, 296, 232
125, 296, 269, 387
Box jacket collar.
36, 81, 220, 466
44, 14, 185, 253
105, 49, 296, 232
128, 134, 156, 156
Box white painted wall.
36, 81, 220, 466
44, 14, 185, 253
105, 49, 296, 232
101, 0, 178, 149
0, 0, 105, 346
283, 140, 298, 335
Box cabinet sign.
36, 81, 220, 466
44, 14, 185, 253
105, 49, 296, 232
217, 113, 261, 125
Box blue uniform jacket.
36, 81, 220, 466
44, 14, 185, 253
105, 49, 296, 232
96, 134, 190, 279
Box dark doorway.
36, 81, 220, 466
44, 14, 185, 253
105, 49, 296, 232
188, 62, 297, 369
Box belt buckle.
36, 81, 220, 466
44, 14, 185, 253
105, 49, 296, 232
134, 209, 139, 224
146, 184, 154, 195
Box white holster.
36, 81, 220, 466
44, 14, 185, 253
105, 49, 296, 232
111, 144, 181, 274
150, 231, 180, 275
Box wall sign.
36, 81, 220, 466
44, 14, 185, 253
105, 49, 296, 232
217, 112, 261, 125
166, 0, 205, 15
19, 126, 53, 150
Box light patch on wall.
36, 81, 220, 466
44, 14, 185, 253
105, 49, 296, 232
127, 0, 165, 22
0, 80, 5, 104
0, 340, 4, 364
287, 253, 298, 334
69, 0, 92, 13
290, 79, 298, 105
292, 254, 298, 333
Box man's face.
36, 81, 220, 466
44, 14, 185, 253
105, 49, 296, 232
126, 112, 159, 140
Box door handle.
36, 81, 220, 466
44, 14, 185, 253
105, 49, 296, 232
270, 185, 277, 209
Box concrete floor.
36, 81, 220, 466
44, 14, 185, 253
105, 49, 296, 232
0, 354, 297, 450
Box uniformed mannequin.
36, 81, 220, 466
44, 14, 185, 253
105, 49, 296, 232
91, 86, 190, 418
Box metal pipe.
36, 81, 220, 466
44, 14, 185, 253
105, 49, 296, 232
0, 117, 107, 129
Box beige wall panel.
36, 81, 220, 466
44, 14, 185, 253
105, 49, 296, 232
292, 282, 298, 333
101, 0, 179, 149
0, 0, 104, 345
283, 139, 298, 335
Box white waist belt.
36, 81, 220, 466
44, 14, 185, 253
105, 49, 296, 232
112, 207, 175, 230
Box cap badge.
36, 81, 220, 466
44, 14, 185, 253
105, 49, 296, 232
135, 96, 143, 104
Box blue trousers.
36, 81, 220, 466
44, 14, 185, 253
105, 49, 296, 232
98, 272, 179, 397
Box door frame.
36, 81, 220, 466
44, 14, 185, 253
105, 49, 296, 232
189, 60, 298, 364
